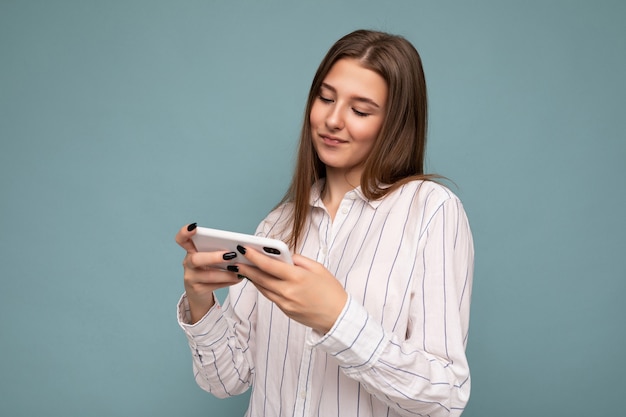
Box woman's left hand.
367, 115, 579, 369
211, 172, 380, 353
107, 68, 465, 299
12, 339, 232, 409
236, 247, 348, 334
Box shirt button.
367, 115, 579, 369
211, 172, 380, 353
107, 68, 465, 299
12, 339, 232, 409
341, 207, 349, 214
300, 391, 307, 399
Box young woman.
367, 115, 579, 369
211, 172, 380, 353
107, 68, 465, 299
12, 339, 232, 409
176, 29, 474, 417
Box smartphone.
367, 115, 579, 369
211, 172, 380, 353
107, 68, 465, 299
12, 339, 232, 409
191, 226, 293, 269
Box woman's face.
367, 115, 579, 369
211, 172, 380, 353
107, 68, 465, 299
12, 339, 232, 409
310, 58, 388, 183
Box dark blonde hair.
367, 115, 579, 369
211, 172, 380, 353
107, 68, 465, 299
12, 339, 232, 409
281, 29, 433, 250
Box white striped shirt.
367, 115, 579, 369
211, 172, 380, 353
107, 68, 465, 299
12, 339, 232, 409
178, 180, 474, 416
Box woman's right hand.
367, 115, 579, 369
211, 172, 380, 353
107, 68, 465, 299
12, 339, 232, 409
176, 223, 242, 323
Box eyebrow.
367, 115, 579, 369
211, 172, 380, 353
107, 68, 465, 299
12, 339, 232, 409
320, 83, 382, 109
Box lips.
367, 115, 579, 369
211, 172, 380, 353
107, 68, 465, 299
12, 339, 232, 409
319, 133, 348, 145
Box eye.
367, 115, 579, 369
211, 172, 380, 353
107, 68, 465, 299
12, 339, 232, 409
318, 94, 333, 103
352, 108, 369, 117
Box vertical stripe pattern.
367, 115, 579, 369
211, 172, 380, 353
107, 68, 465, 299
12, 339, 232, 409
178, 180, 474, 417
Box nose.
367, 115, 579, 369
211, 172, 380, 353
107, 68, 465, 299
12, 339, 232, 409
325, 104, 344, 131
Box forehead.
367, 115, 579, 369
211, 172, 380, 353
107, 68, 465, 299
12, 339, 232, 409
322, 58, 388, 105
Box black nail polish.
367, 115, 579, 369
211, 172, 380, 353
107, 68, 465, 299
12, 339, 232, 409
236, 245, 246, 255
187, 223, 197, 232
227, 265, 239, 273
223, 252, 237, 261
237, 274, 247, 280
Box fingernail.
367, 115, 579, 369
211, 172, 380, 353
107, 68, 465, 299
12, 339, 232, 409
236, 245, 246, 255
227, 265, 239, 272
223, 252, 237, 261
187, 223, 197, 232
237, 274, 247, 280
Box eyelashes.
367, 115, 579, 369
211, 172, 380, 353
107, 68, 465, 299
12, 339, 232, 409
317, 94, 370, 117
318, 95, 333, 104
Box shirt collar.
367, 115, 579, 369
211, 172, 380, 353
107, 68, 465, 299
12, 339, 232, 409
309, 179, 384, 209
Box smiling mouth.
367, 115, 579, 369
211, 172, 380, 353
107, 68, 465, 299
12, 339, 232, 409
320, 134, 347, 145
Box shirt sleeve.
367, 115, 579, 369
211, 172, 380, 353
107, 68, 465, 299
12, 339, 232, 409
175, 210, 289, 399
176, 285, 256, 398
308, 197, 474, 416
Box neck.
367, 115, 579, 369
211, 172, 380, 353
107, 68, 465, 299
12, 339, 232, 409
321, 168, 361, 219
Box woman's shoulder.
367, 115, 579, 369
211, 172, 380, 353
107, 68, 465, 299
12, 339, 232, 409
392, 178, 462, 208
388, 179, 471, 234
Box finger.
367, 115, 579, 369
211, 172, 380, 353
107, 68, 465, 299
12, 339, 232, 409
175, 223, 199, 253
184, 267, 243, 290
239, 246, 293, 281
184, 250, 239, 270
244, 270, 283, 303
250, 281, 281, 304
291, 254, 321, 271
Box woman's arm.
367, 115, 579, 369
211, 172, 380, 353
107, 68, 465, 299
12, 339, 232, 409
309, 197, 474, 416
175, 223, 258, 397
177, 283, 258, 398
232, 196, 473, 415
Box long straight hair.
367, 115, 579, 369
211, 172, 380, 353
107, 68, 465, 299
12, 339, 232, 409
280, 30, 434, 250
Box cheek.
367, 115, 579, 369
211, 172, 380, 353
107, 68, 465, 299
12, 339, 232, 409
309, 102, 323, 127
352, 119, 383, 143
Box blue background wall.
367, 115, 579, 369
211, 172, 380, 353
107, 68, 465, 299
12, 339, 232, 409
1, 1, 625, 416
